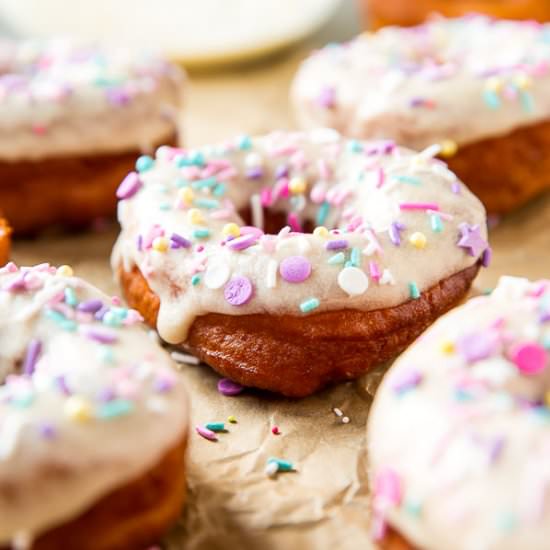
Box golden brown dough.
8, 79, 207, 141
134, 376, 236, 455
0, 218, 11, 266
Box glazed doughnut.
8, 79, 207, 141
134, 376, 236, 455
112, 129, 489, 397
292, 15, 550, 215
0, 263, 189, 549
0, 218, 10, 266
367, 276, 550, 550
0, 39, 184, 234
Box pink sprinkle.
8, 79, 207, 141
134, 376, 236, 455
217, 167, 238, 181
317, 159, 332, 180
310, 183, 326, 204
287, 213, 302, 233
375, 167, 386, 188
261, 187, 273, 207
427, 208, 453, 221
272, 426, 281, 435
369, 261, 381, 282
399, 202, 439, 211
217, 378, 244, 396
273, 177, 290, 200
210, 209, 233, 220
374, 468, 403, 508
196, 426, 218, 441
509, 342, 547, 375
31, 124, 47, 136
116, 172, 142, 200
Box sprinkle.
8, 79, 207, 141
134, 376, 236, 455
509, 342, 547, 375
317, 85, 336, 108
409, 232, 427, 249
218, 378, 244, 396
379, 269, 395, 285
457, 223, 488, 257
300, 298, 320, 313
338, 266, 369, 296
152, 236, 169, 252
135, 155, 154, 173
391, 369, 423, 393
279, 256, 312, 283
77, 299, 103, 314
204, 262, 231, 289
193, 228, 211, 239
196, 426, 217, 441
64, 396, 92, 422
316, 202, 330, 226
393, 175, 421, 186
272, 426, 281, 435
22, 339, 42, 376
205, 422, 225, 432
482, 246, 493, 267
374, 468, 402, 507
250, 194, 264, 230
350, 247, 361, 267
287, 212, 302, 233
179, 187, 194, 206
222, 223, 241, 238
456, 331, 497, 363
483, 89, 501, 109
170, 233, 192, 249
97, 399, 133, 419
439, 139, 458, 158
266, 259, 278, 289
194, 198, 219, 209
347, 139, 363, 153
187, 208, 205, 225
520, 90, 535, 113
328, 252, 346, 265
191, 177, 217, 190
191, 274, 201, 286
289, 176, 307, 194
399, 202, 439, 211
326, 239, 348, 251
56, 265, 74, 277
116, 172, 142, 200
440, 340, 455, 354
170, 351, 200, 365
237, 135, 252, 150
227, 233, 257, 251
389, 222, 404, 246
430, 214, 443, 233
408, 281, 420, 299
228, 415, 238, 423
80, 326, 118, 344
267, 457, 294, 472
313, 226, 329, 238
265, 461, 279, 477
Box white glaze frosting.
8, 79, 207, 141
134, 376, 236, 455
292, 15, 550, 150
367, 276, 550, 550
112, 129, 489, 345
0, 39, 184, 161
0, 263, 189, 545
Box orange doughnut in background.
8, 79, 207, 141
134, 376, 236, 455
361, 0, 550, 29
0, 218, 11, 266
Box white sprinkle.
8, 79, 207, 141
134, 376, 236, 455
170, 351, 200, 365
11, 532, 32, 550
418, 144, 442, 160
265, 461, 279, 477
278, 226, 292, 238
147, 397, 168, 414
266, 259, 278, 289
338, 267, 369, 296
379, 269, 395, 286
204, 261, 231, 289
250, 194, 264, 231
342, 416, 351, 424
245, 152, 263, 168
333, 407, 344, 417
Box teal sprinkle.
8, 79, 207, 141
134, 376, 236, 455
193, 228, 211, 239
64, 287, 78, 307
97, 399, 134, 420
316, 201, 330, 226
94, 76, 123, 87
350, 247, 361, 267
267, 457, 294, 471
531, 406, 550, 422
159, 203, 171, 211
98, 346, 115, 364
110, 307, 128, 320
483, 288, 494, 296
328, 252, 346, 265
11, 394, 35, 409
542, 334, 550, 350
454, 388, 475, 402
205, 422, 225, 432
496, 512, 517, 534
393, 175, 421, 186
191, 274, 201, 286
344, 260, 354, 268
300, 298, 320, 313
191, 177, 217, 190
189, 151, 205, 167
102, 311, 122, 328
430, 214, 443, 233
135, 155, 154, 173
346, 139, 362, 153
213, 183, 226, 197
483, 89, 501, 109
403, 499, 423, 518
408, 281, 420, 299
175, 177, 189, 188
237, 135, 252, 150
175, 155, 192, 168
195, 198, 220, 209
519, 90, 535, 113
44, 309, 77, 332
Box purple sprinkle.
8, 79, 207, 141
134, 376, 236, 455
95, 306, 109, 321
81, 326, 118, 344
325, 239, 348, 251
481, 247, 492, 268
116, 171, 142, 200
170, 233, 192, 249
77, 299, 103, 314
317, 86, 336, 108
22, 339, 42, 377
136, 234, 143, 252
409, 97, 426, 108
389, 222, 405, 246
391, 369, 423, 393
106, 88, 131, 106
154, 377, 175, 393
488, 437, 505, 464
227, 233, 258, 251
224, 276, 254, 306
217, 378, 244, 396
279, 256, 312, 283
99, 387, 116, 402
456, 331, 498, 364
275, 164, 289, 180
451, 181, 461, 194
246, 167, 264, 180
39, 423, 57, 440
539, 310, 550, 323
56, 376, 72, 396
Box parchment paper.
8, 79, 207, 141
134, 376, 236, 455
10, 4, 550, 547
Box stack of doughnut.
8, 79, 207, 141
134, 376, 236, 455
292, 15, 550, 214
0, 39, 184, 234
112, 129, 490, 397
0, 263, 189, 549
367, 276, 550, 549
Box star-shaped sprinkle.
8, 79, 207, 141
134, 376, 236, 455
457, 223, 488, 257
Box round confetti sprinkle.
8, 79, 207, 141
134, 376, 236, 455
224, 276, 254, 306
218, 378, 244, 396
337, 267, 369, 296
509, 342, 547, 375
204, 262, 231, 289
279, 256, 312, 283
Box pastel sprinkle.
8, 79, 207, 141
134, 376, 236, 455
509, 342, 547, 375
228, 415, 238, 423
205, 422, 225, 432
279, 256, 312, 283
196, 426, 217, 441
267, 457, 294, 472
218, 378, 244, 396
191, 274, 201, 286
135, 155, 154, 173
408, 281, 420, 299
300, 298, 320, 313
430, 214, 443, 233
338, 267, 369, 296
224, 276, 254, 306
116, 172, 142, 200
22, 339, 42, 376
399, 202, 439, 211
193, 228, 211, 239
328, 252, 346, 265
326, 239, 348, 251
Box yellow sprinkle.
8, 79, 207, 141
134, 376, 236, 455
439, 139, 458, 158
227, 415, 238, 423
64, 396, 92, 422
545, 392, 550, 408
56, 265, 74, 277
222, 223, 240, 238
515, 74, 532, 90
187, 208, 205, 225
409, 232, 427, 249
485, 77, 503, 92
289, 176, 307, 194
440, 340, 455, 354
313, 226, 329, 238
179, 187, 194, 206
152, 236, 169, 252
